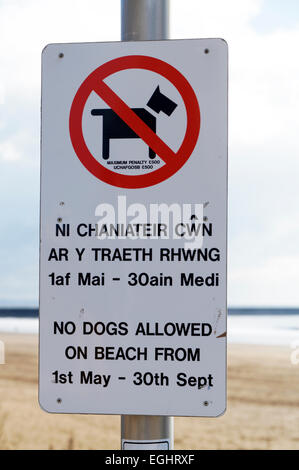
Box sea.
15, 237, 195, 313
0, 308, 299, 346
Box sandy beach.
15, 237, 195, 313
0, 333, 298, 450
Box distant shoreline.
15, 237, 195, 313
0, 307, 299, 318
0, 308, 39, 318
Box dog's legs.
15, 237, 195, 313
149, 119, 156, 159
149, 147, 156, 159
102, 137, 110, 160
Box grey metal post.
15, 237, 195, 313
121, 0, 169, 41
120, 0, 174, 451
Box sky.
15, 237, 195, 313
0, 0, 299, 307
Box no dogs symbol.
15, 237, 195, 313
69, 55, 201, 189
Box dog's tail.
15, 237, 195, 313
91, 109, 108, 116
147, 86, 177, 116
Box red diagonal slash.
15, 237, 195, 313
93, 80, 176, 166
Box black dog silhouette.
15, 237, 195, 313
91, 86, 177, 160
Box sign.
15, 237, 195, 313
39, 39, 228, 417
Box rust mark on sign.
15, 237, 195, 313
216, 331, 226, 339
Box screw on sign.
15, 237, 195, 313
69, 55, 201, 189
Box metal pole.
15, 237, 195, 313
121, 0, 169, 41
120, 0, 173, 451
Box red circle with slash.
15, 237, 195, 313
69, 55, 200, 189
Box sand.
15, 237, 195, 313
0, 333, 298, 450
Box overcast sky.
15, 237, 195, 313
0, 0, 299, 307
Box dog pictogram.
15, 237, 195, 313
91, 86, 177, 160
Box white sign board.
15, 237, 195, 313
39, 39, 228, 417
